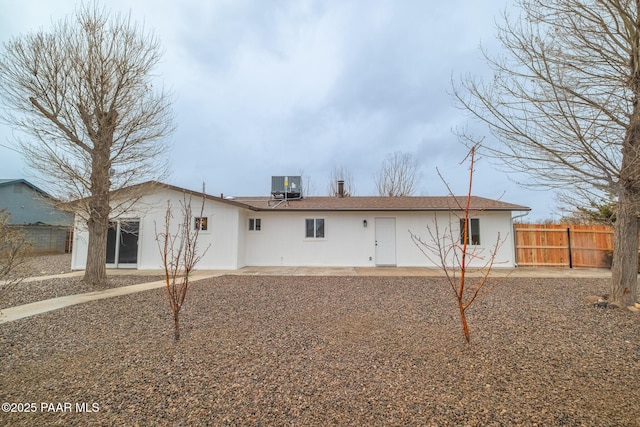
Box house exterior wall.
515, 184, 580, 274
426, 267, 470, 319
242, 211, 376, 267
71, 186, 518, 271
399, 211, 516, 268
0, 181, 72, 226
242, 210, 516, 268
71, 216, 87, 269
72, 188, 244, 270
236, 211, 248, 268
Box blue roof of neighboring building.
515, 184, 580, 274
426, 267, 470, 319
0, 179, 72, 226
0, 179, 52, 198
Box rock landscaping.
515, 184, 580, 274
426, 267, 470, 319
0, 254, 162, 309
1, 271, 639, 426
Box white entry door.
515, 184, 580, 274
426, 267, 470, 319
375, 217, 396, 266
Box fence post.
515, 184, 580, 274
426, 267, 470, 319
567, 227, 573, 269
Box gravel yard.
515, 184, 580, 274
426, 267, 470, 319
1, 274, 639, 426
0, 254, 162, 308
12, 253, 74, 278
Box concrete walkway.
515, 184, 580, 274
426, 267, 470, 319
0, 266, 611, 324
0, 270, 222, 324
102, 266, 613, 278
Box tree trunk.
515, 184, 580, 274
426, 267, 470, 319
174, 312, 181, 341
613, 11, 640, 307
84, 215, 108, 285
458, 300, 470, 344
611, 190, 639, 306
83, 147, 111, 286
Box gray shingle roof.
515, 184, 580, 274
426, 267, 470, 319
96, 181, 530, 213
232, 195, 530, 212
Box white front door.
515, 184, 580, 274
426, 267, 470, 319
375, 217, 396, 266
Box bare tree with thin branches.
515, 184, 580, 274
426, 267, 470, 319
0, 210, 31, 311
156, 188, 209, 341
327, 165, 355, 196
0, 2, 174, 286
410, 147, 508, 344
453, 0, 640, 306
297, 169, 316, 197
375, 152, 420, 197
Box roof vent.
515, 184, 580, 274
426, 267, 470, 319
271, 176, 302, 199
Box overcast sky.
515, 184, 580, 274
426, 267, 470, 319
0, 0, 562, 221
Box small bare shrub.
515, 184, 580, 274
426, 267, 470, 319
410, 147, 508, 344
0, 210, 31, 311
156, 188, 209, 341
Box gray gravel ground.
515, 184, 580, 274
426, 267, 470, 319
13, 253, 74, 277
0, 254, 163, 308
1, 273, 639, 426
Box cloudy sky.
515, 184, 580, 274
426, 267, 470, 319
0, 0, 561, 221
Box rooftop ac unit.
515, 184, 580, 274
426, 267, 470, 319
271, 176, 302, 199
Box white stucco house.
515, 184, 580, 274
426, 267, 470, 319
71, 181, 530, 271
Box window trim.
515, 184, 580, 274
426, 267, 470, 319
249, 217, 262, 231
195, 216, 208, 231
305, 218, 325, 239
460, 218, 480, 245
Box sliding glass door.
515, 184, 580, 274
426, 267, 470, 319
106, 220, 139, 268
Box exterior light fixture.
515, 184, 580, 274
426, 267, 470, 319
363, 220, 368, 228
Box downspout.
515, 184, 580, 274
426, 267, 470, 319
511, 210, 530, 267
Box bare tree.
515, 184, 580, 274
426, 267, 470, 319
375, 152, 419, 197
453, 0, 640, 306
0, 3, 174, 286
0, 210, 31, 310
410, 147, 507, 344
327, 165, 355, 196
297, 168, 316, 196
156, 189, 209, 341
560, 196, 617, 225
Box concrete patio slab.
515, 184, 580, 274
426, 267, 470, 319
106, 266, 613, 278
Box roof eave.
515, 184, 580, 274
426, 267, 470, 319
249, 206, 532, 212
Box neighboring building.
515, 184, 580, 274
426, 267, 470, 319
71, 180, 530, 271
0, 179, 74, 253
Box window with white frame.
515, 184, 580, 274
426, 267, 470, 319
305, 218, 325, 238
459, 218, 480, 245
249, 218, 262, 231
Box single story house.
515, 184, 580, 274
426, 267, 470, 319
0, 179, 74, 253
70, 181, 530, 271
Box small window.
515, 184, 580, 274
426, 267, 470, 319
195, 217, 208, 231
460, 218, 480, 245
305, 218, 325, 238
249, 218, 261, 231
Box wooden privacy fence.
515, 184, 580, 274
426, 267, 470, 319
514, 224, 619, 268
